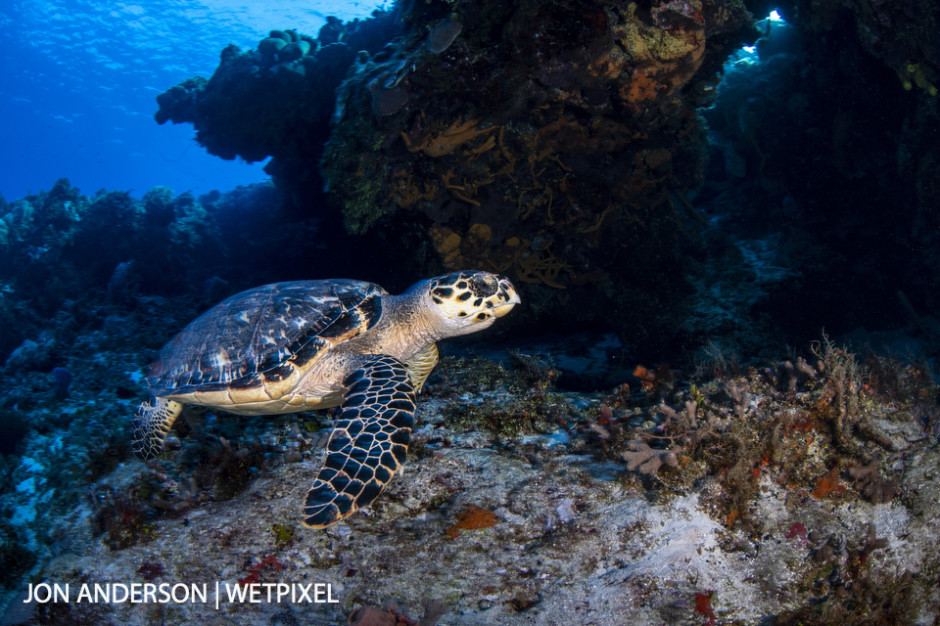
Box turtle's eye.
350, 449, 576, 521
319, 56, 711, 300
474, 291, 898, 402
469, 274, 498, 297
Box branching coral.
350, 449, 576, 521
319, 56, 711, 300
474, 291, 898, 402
402, 118, 498, 158
809, 334, 894, 457
622, 440, 679, 476
441, 168, 495, 206
516, 246, 573, 289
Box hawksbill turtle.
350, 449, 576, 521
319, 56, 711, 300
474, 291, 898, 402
132, 271, 519, 528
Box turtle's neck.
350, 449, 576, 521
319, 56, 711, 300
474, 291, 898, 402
345, 289, 438, 362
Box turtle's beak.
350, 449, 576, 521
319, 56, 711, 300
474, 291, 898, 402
490, 277, 521, 318
492, 301, 517, 318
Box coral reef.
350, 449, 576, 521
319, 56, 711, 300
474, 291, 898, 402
8, 0, 940, 622
149, 1, 762, 359
0, 178, 373, 367
0, 172, 936, 622
0, 179, 223, 358
783, 0, 939, 99
147, 0, 940, 363
154, 12, 401, 207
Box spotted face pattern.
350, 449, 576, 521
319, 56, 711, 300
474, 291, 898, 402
427, 270, 520, 328
302, 355, 415, 528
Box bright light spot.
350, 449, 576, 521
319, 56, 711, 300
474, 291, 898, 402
743, 45, 756, 54
769, 10, 783, 21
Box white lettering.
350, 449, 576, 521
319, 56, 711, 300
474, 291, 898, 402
225, 583, 250, 604
76, 584, 92, 602
25, 583, 70, 604
112, 583, 129, 603
314, 583, 338, 603
94, 583, 110, 603
51, 581, 344, 605
295, 583, 312, 603
190, 583, 207, 604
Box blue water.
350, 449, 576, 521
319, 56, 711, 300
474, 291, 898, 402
0, 0, 386, 201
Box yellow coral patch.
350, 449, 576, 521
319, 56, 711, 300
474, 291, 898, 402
429, 224, 463, 266
466, 223, 493, 247
401, 117, 498, 158
516, 244, 572, 289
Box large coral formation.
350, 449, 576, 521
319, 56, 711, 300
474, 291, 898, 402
148, 0, 940, 361
146, 1, 760, 356
321, 0, 754, 354
154, 12, 401, 203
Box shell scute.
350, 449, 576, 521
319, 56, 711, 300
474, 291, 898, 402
147, 279, 385, 396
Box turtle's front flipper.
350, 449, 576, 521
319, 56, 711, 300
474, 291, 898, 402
303, 355, 416, 529
131, 397, 183, 459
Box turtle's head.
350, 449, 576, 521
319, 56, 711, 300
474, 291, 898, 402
414, 271, 520, 337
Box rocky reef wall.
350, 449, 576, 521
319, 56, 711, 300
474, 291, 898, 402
322, 0, 755, 356
696, 0, 940, 350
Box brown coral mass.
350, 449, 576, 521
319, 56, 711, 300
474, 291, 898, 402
323, 0, 753, 354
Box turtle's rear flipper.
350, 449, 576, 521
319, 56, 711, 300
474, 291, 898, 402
303, 355, 416, 529
131, 397, 183, 459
